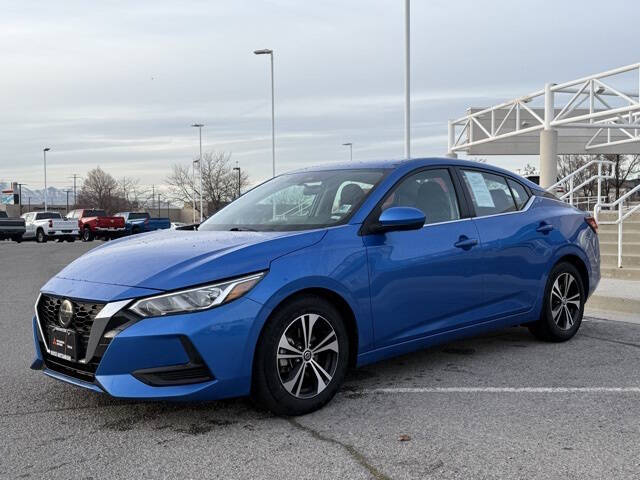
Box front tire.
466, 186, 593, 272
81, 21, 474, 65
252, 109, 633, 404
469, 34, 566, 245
252, 295, 349, 416
528, 262, 585, 342
82, 228, 93, 242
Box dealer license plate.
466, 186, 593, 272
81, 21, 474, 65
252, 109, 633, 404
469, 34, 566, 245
49, 328, 78, 362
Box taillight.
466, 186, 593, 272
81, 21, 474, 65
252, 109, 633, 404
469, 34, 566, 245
585, 216, 598, 234
48, 220, 53, 228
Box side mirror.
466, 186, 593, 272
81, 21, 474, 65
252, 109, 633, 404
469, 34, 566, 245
371, 207, 425, 233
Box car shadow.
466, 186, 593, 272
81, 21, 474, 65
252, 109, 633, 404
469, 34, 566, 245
25, 325, 549, 437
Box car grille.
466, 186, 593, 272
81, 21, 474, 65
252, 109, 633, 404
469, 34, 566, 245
38, 295, 104, 354
37, 295, 106, 381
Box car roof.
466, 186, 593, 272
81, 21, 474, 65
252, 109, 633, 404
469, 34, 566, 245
287, 157, 543, 192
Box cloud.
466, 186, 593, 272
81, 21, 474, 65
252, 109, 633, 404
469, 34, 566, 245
1, 0, 638, 189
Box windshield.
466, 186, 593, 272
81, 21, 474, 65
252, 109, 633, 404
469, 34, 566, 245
200, 169, 388, 232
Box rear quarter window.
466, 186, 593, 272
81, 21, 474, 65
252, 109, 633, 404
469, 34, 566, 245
506, 178, 530, 210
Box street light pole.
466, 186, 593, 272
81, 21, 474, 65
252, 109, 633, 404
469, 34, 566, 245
404, 0, 411, 160
43, 148, 50, 211
254, 48, 275, 177
192, 160, 198, 224
191, 124, 204, 222
233, 165, 241, 199
342, 143, 353, 162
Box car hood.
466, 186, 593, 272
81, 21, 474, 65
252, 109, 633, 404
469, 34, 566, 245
55, 229, 326, 291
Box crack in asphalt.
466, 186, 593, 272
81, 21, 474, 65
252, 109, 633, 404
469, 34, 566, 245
286, 418, 391, 480
581, 333, 640, 349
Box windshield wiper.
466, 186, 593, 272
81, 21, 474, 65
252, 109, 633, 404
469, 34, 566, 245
229, 227, 258, 232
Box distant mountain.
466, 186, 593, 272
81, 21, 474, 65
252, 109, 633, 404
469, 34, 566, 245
0, 182, 71, 206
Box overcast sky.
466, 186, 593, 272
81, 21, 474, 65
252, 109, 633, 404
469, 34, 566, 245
1, 0, 638, 192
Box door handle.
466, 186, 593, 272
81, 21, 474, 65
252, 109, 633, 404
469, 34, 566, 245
454, 236, 478, 249
536, 222, 554, 234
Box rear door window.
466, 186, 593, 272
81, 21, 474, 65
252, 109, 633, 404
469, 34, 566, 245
461, 170, 517, 216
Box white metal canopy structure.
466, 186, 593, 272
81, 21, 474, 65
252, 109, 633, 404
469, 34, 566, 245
447, 63, 640, 188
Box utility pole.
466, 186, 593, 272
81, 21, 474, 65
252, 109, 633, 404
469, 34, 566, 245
17, 183, 27, 215
151, 185, 155, 216
64, 190, 72, 214
43, 147, 51, 211
69, 174, 80, 208
28, 197, 31, 213
157, 194, 161, 217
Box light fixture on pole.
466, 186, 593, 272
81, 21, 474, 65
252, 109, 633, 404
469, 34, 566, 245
43, 148, 50, 211
404, 0, 411, 160
191, 123, 204, 222
254, 48, 276, 177
342, 143, 353, 162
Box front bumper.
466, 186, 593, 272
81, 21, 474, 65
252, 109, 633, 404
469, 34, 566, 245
32, 292, 264, 401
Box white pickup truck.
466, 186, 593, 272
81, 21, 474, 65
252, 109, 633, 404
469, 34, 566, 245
21, 211, 79, 243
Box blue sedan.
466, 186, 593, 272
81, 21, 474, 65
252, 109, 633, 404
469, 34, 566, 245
31, 158, 600, 415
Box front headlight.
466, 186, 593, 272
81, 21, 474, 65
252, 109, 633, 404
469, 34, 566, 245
129, 272, 265, 317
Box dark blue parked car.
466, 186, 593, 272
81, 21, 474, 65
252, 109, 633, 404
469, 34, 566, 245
32, 158, 600, 415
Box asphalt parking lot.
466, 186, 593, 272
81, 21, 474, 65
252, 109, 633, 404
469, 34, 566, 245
1, 241, 640, 479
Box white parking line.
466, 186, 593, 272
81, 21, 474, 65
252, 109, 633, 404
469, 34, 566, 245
361, 387, 640, 394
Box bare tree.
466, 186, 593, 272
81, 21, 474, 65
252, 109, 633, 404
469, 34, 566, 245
76, 168, 147, 214
557, 154, 640, 202
77, 167, 119, 213
165, 151, 250, 215
602, 154, 640, 201
557, 154, 598, 198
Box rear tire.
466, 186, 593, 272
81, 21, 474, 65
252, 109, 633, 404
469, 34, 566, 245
12, 235, 22, 243
528, 262, 585, 342
252, 295, 349, 416
82, 228, 93, 242
36, 229, 47, 243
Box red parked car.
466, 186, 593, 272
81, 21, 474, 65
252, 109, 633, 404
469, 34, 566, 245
67, 209, 126, 242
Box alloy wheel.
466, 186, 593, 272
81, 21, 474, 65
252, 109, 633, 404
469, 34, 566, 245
550, 272, 581, 330
276, 313, 339, 399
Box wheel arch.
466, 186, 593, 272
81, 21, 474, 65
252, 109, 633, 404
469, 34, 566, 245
252, 287, 360, 374
554, 254, 590, 295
